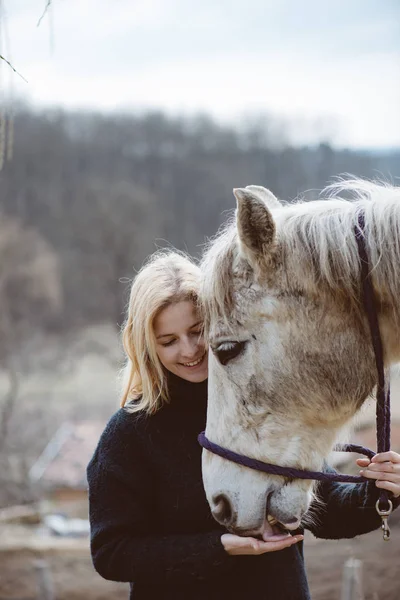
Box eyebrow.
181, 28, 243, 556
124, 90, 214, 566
156, 320, 202, 340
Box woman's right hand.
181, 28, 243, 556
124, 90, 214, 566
221, 532, 304, 556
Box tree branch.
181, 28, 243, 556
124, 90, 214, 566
37, 0, 52, 28
0, 55, 28, 83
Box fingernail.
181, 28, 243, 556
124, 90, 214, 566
359, 470, 364, 474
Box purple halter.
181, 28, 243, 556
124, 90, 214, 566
198, 211, 393, 539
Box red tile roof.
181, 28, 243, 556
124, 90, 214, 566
30, 421, 105, 489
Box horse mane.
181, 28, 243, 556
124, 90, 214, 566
201, 178, 400, 332
200, 215, 239, 333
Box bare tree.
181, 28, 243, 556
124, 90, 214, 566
0, 215, 62, 504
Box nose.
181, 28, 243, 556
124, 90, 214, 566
211, 494, 235, 528
280, 516, 302, 531
269, 507, 302, 530
181, 336, 198, 358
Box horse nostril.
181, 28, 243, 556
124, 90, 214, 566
281, 516, 302, 531
212, 494, 233, 525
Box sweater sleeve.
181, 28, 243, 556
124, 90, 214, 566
306, 464, 400, 539
87, 411, 235, 586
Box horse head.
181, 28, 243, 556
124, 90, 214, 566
200, 181, 400, 536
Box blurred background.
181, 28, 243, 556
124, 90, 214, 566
0, 1, 399, 599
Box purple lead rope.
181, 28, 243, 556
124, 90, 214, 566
355, 212, 391, 515
199, 210, 393, 537
198, 433, 374, 483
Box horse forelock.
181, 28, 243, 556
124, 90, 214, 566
201, 178, 400, 333
200, 219, 240, 337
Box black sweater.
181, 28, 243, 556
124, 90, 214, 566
87, 374, 393, 599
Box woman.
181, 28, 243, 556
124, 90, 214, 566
87, 250, 400, 600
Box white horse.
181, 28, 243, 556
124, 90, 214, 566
200, 179, 400, 537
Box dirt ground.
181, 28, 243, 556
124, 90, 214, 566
1, 511, 399, 600
305, 507, 400, 600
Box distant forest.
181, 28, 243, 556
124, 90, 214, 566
0, 106, 399, 333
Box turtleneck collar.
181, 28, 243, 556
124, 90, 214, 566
163, 370, 208, 412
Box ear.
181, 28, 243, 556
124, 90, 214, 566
245, 185, 282, 210
233, 188, 276, 266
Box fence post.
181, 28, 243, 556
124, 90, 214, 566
34, 559, 54, 600
340, 557, 364, 600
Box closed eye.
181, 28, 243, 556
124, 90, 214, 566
212, 341, 248, 366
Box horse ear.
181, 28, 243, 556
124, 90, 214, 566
234, 187, 275, 265
245, 185, 282, 211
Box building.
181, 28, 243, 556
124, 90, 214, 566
29, 420, 105, 516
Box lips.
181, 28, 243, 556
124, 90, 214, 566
180, 353, 206, 367
261, 516, 291, 542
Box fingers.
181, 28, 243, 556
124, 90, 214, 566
375, 480, 400, 496
358, 452, 400, 499
361, 469, 399, 481
356, 458, 371, 467
356, 452, 400, 467
221, 533, 304, 556
362, 462, 398, 474
251, 535, 304, 555
371, 451, 400, 464
360, 464, 400, 480
357, 453, 400, 473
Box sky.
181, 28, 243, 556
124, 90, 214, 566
3, 0, 400, 148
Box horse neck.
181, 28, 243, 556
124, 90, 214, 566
376, 281, 400, 365
368, 211, 400, 365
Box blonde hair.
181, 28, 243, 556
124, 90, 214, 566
120, 250, 201, 414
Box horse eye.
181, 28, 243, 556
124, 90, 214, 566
213, 341, 248, 366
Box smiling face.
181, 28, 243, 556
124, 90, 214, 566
154, 300, 208, 383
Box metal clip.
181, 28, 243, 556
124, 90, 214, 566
375, 499, 393, 541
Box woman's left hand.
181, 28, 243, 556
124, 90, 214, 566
357, 451, 400, 498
